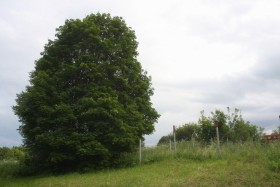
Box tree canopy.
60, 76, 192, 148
13, 13, 159, 172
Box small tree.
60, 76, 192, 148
211, 109, 229, 142
227, 108, 263, 142
175, 123, 199, 141
198, 111, 216, 143
157, 135, 172, 145
13, 13, 159, 172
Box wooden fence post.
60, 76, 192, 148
173, 125, 176, 157
139, 138, 142, 164
216, 126, 221, 159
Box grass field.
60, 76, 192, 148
1, 141, 280, 186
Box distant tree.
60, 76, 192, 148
175, 123, 199, 141
13, 13, 159, 172
157, 108, 263, 145
157, 123, 199, 145
157, 135, 172, 145
0, 147, 10, 160
198, 111, 216, 142
227, 108, 263, 142
0, 146, 25, 161
210, 109, 229, 141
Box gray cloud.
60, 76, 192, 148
254, 56, 280, 80
1, 0, 280, 146
146, 54, 280, 143
0, 114, 22, 147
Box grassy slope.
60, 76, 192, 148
1, 158, 280, 187
1, 142, 280, 186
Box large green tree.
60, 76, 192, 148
13, 13, 159, 172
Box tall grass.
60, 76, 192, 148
1, 141, 280, 186
266, 142, 280, 172
139, 140, 280, 171
1, 141, 280, 179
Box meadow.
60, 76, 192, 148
1, 141, 280, 186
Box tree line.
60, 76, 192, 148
158, 108, 264, 145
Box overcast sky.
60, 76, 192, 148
1, 0, 280, 147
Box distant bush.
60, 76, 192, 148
157, 135, 172, 145
0, 147, 25, 161
0, 160, 21, 178
0, 146, 26, 178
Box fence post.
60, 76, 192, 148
173, 125, 176, 157
192, 133, 195, 149
139, 138, 142, 164
216, 126, 221, 159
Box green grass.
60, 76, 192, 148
1, 141, 280, 186
0, 160, 21, 179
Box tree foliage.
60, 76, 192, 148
176, 123, 199, 141
157, 108, 263, 145
226, 108, 262, 142
13, 13, 159, 172
0, 147, 25, 161
157, 135, 172, 145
